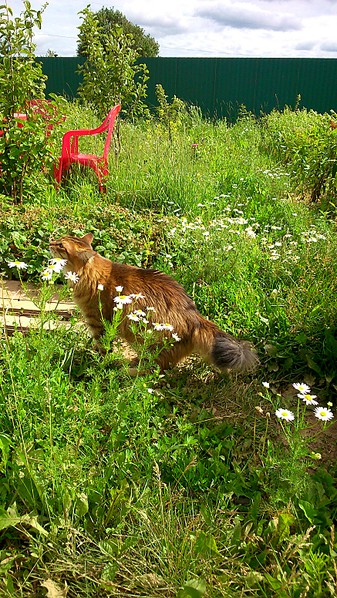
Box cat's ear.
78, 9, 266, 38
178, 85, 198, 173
81, 233, 94, 248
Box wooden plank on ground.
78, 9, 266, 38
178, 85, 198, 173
0, 279, 75, 335
2, 313, 74, 334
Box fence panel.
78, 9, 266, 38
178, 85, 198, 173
37, 57, 337, 119
37, 57, 84, 99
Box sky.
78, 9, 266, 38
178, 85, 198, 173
10, 0, 337, 58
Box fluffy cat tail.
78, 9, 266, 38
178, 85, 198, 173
194, 318, 259, 372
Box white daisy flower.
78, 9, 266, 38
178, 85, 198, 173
114, 303, 125, 310
49, 257, 67, 265
49, 258, 67, 272
262, 381, 270, 389
130, 292, 145, 300
113, 294, 133, 306
65, 271, 80, 284
293, 382, 311, 394
41, 268, 53, 281
97, 283, 104, 291
8, 260, 28, 270
172, 333, 181, 342
245, 227, 256, 238
133, 310, 146, 317
45, 263, 61, 274
314, 407, 334, 421
127, 313, 140, 322
275, 408, 295, 421
115, 285, 124, 293
153, 322, 174, 332
298, 393, 318, 406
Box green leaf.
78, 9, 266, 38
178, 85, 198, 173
264, 572, 282, 591
0, 433, 11, 470
74, 492, 89, 517
178, 579, 207, 598
267, 512, 295, 543
0, 506, 48, 536
194, 531, 220, 556
306, 355, 323, 375
98, 540, 119, 557
295, 332, 307, 344
298, 500, 317, 524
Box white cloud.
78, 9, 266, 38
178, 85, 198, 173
9, 0, 337, 58
196, 1, 301, 32
321, 41, 337, 52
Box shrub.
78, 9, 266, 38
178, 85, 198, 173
0, 2, 59, 203
262, 106, 337, 204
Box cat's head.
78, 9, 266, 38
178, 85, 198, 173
49, 233, 95, 269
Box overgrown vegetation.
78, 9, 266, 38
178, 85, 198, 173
1, 4, 337, 594
0, 1, 46, 203
262, 102, 337, 204
1, 100, 337, 597
0, 2, 67, 203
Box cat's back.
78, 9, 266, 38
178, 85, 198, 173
105, 261, 196, 312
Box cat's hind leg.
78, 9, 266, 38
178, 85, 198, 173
155, 339, 193, 371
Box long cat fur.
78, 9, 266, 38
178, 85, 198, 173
50, 233, 258, 372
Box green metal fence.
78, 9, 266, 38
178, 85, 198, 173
37, 57, 337, 119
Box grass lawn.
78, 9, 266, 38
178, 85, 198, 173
1, 104, 337, 597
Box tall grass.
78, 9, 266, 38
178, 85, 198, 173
1, 104, 337, 596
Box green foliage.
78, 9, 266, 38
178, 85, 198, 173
1, 309, 337, 595
0, 1, 46, 113
261, 106, 337, 205
77, 6, 150, 119
155, 84, 203, 141
1, 103, 337, 596
77, 6, 159, 58
0, 201, 166, 280
0, 1, 56, 203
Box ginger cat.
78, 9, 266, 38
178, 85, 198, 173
50, 233, 258, 372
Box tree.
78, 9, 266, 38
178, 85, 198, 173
77, 6, 159, 58
0, 2, 46, 116
45, 49, 58, 57
0, 1, 58, 202
77, 6, 149, 120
